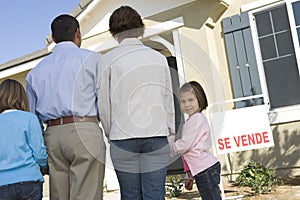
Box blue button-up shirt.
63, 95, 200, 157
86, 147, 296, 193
26, 42, 102, 122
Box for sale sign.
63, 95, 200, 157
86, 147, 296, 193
210, 105, 274, 154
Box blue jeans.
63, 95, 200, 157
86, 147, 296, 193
194, 162, 222, 200
0, 181, 43, 200
110, 137, 170, 200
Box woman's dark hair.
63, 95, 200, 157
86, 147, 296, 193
51, 14, 79, 43
109, 6, 145, 40
179, 81, 208, 112
0, 79, 29, 113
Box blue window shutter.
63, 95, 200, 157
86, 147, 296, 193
223, 12, 263, 108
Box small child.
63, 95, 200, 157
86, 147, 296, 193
169, 81, 222, 200
0, 79, 48, 200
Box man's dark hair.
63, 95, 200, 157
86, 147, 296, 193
109, 6, 145, 40
51, 14, 79, 43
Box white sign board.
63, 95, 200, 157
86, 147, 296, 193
210, 105, 274, 154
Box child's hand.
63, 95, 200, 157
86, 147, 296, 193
184, 179, 193, 190
183, 171, 194, 190
40, 167, 49, 176
167, 134, 175, 143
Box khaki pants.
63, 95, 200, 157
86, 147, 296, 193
44, 122, 106, 200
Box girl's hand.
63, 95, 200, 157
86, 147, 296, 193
184, 170, 193, 179
167, 134, 175, 143
183, 171, 194, 190
184, 179, 193, 190
40, 167, 49, 176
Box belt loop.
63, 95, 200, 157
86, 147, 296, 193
60, 117, 63, 125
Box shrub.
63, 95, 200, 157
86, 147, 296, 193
165, 175, 184, 198
235, 161, 281, 194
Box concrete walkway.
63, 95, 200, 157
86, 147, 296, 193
43, 175, 300, 200
42, 175, 121, 200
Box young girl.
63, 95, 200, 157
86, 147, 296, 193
0, 79, 48, 200
169, 81, 222, 200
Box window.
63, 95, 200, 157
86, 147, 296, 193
253, 3, 300, 108
223, 0, 300, 124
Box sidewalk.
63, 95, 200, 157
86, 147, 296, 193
42, 175, 121, 200
43, 175, 300, 200
165, 176, 300, 200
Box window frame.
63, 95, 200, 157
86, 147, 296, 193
248, 0, 300, 124
286, 0, 300, 76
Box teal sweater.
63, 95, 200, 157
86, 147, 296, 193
0, 110, 48, 186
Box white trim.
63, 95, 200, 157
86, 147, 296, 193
88, 37, 117, 52
0, 58, 42, 79
149, 35, 175, 56
220, 0, 231, 7
47, 43, 55, 52
207, 94, 264, 110
269, 105, 300, 124
248, 1, 284, 112
76, 0, 104, 23
82, 12, 111, 39
286, 0, 300, 76
248, 10, 272, 110
172, 29, 186, 86
134, 0, 196, 18
91, 17, 184, 53
241, 0, 283, 12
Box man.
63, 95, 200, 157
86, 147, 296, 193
26, 14, 105, 200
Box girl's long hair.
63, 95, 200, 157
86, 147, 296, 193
0, 79, 29, 113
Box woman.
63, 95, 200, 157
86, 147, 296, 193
98, 6, 175, 200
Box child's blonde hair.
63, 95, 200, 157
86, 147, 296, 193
179, 81, 208, 112
0, 79, 29, 113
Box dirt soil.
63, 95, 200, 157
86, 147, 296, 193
166, 176, 300, 200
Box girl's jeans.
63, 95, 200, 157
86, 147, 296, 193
0, 181, 43, 200
110, 137, 170, 200
194, 162, 222, 200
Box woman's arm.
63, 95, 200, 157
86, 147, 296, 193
97, 58, 112, 139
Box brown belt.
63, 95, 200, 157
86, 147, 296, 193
47, 116, 98, 126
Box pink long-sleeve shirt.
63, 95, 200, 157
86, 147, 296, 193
170, 112, 218, 176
